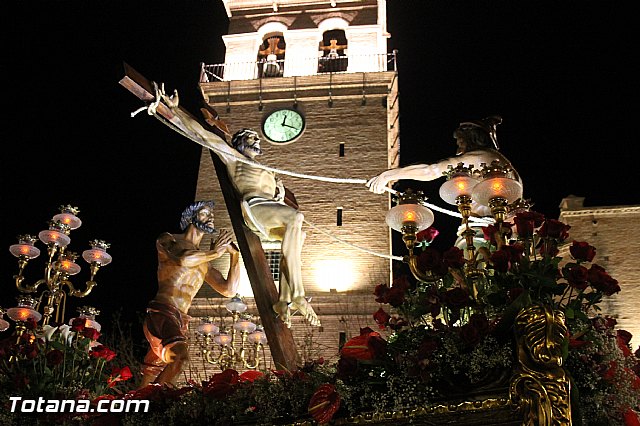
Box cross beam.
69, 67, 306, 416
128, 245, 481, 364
119, 62, 299, 371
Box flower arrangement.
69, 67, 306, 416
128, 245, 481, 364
367, 210, 639, 425
2, 210, 638, 426
0, 317, 133, 424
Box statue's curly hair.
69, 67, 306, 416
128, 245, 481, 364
179, 200, 215, 231
454, 115, 502, 150
231, 128, 260, 154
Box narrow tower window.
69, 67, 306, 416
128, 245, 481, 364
336, 207, 343, 226
339, 142, 345, 157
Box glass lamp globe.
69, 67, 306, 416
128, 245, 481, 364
385, 201, 434, 232
438, 164, 480, 205
38, 221, 71, 247
0, 308, 10, 332
234, 314, 257, 333
248, 326, 267, 345
225, 295, 248, 313
197, 319, 220, 336
82, 240, 112, 266
472, 160, 523, 206
0, 318, 9, 332
52, 205, 82, 230
9, 235, 41, 259
58, 255, 81, 276
213, 331, 232, 346
7, 296, 42, 323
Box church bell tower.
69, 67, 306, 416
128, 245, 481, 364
191, 0, 400, 370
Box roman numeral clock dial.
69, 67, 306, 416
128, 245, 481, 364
262, 108, 305, 144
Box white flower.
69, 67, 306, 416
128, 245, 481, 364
37, 324, 58, 341
58, 324, 75, 345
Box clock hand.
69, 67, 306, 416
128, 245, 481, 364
281, 114, 287, 126
283, 123, 297, 129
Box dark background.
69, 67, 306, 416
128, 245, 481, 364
2, 1, 638, 339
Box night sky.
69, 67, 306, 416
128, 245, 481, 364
2, 1, 637, 338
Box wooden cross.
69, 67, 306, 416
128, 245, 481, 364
119, 62, 299, 371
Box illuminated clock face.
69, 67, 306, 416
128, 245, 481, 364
262, 109, 305, 143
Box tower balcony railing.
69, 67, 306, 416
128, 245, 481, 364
200, 51, 397, 83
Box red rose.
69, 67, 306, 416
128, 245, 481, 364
538, 219, 571, 241
513, 211, 544, 238
490, 249, 511, 272
602, 361, 617, 381
468, 313, 491, 335
373, 283, 389, 303
565, 264, 589, 290
385, 276, 410, 307
617, 330, 633, 357
504, 243, 525, 263
373, 307, 391, 329
308, 384, 340, 425
20, 343, 39, 360
108, 366, 133, 388
459, 323, 482, 347
588, 264, 620, 296
417, 337, 439, 359
90, 345, 116, 361
46, 349, 64, 367
417, 247, 447, 275
416, 226, 439, 244
443, 246, 465, 269
71, 317, 86, 332
570, 241, 596, 262
539, 241, 559, 258
442, 287, 471, 310
82, 327, 101, 341
482, 224, 501, 246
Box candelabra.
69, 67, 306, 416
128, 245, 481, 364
195, 294, 268, 371
386, 160, 525, 288
8, 205, 112, 326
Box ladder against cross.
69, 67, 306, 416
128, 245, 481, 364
119, 63, 299, 371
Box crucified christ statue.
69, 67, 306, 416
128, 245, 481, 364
149, 84, 320, 328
